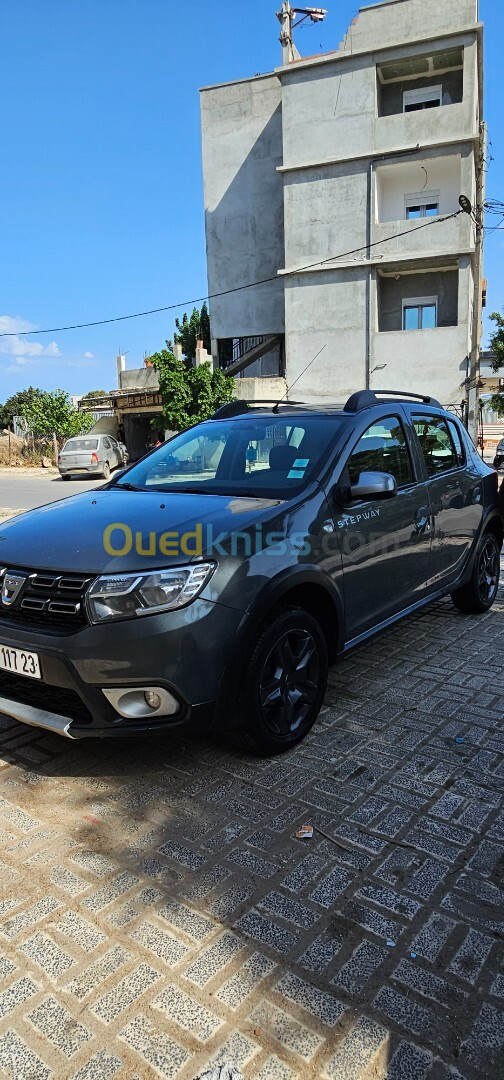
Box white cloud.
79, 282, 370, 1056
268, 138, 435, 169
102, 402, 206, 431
0, 314, 61, 359
83, 351, 94, 359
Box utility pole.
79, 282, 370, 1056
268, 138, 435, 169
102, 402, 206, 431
276, 3, 327, 65
466, 122, 486, 447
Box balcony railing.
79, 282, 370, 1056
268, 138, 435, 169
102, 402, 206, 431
218, 335, 283, 376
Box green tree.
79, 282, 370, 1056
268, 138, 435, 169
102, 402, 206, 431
0, 386, 45, 429
81, 389, 107, 400
21, 389, 94, 441
487, 310, 504, 417
173, 302, 211, 364
152, 349, 234, 431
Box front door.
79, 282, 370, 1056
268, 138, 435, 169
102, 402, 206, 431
333, 414, 433, 641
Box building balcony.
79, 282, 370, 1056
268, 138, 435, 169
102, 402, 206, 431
372, 325, 469, 404
371, 212, 473, 261
375, 102, 475, 157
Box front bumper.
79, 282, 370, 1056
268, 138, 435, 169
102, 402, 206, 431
0, 598, 247, 739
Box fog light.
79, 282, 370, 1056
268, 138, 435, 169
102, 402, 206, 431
145, 691, 162, 710
102, 686, 180, 720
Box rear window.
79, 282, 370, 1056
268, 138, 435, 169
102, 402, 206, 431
63, 439, 99, 452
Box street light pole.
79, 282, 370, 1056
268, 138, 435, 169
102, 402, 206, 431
276, 3, 327, 64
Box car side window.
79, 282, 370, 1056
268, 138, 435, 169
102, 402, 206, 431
102, 438, 111, 450
446, 419, 465, 466
347, 416, 414, 488
412, 415, 457, 476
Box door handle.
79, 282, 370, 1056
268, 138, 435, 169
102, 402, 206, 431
413, 507, 430, 533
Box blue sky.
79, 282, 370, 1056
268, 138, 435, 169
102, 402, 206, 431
0, 0, 501, 401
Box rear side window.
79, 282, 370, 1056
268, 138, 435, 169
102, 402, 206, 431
347, 416, 414, 487
446, 419, 465, 466
413, 415, 457, 475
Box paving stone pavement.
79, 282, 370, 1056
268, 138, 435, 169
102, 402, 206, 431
0, 592, 503, 1079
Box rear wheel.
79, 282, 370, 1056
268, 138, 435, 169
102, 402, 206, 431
451, 532, 500, 614
233, 605, 328, 755
101, 461, 111, 480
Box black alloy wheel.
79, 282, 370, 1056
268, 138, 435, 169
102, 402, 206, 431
477, 535, 500, 606
451, 531, 500, 613
235, 605, 328, 754
259, 627, 320, 737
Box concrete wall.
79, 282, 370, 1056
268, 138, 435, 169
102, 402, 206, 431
372, 215, 473, 261
284, 269, 368, 402
283, 162, 368, 269
371, 325, 469, 402
119, 367, 159, 390
281, 56, 377, 168
338, 0, 478, 55
378, 269, 459, 331
233, 376, 287, 401
200, 75, 285, 339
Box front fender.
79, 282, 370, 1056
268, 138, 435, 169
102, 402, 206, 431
215, 565, 344, 721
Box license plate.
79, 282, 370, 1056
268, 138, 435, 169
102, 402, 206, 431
0, 644, 41, 680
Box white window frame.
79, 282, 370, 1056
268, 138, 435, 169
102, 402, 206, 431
402, 296, 438, 331
403, 84, 442, 112
404, 190, 440, 219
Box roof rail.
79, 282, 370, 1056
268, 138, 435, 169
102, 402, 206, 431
211, 399, 305, 420
345, 389, 442, 413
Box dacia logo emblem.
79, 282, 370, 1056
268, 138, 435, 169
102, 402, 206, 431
1, 572, 27, 607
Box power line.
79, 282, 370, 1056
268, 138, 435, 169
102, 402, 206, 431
0, 211, 463, 340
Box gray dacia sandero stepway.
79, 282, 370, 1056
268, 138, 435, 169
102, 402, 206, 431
0, 390, 500, 755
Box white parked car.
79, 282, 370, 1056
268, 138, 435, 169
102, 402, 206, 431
58, 435, 128, 480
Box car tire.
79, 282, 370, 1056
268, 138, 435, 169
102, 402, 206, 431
233, 605, 328, 755
101, 461, 111, 480
451, 531, 500, 614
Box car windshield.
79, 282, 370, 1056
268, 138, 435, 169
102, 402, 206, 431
116, 416, 342, 497
63, 439, 99, 452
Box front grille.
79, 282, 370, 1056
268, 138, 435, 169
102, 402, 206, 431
0, 671, 93, 724
0, 568, 93, 629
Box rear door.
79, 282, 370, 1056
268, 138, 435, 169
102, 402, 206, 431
107, 437, 121, 467
411, 413, 482, 586
333, 413, 433, 640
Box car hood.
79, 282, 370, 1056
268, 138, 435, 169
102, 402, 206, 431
0, 488, 285, 573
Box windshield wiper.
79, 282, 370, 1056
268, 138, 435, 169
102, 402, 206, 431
114, 482, 145, 492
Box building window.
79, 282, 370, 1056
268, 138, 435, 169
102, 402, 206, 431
405, 191, 440, 219
403, 85, 442, 112
402, 297, 437, 331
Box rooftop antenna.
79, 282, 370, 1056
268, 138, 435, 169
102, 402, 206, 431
276, 2, 328, 65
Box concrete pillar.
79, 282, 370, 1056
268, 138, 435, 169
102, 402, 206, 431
172, 342, 184, 362
195, 340, 212, 367
116, 354, 126, 385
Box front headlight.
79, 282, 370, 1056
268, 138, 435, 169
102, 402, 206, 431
85, 563, 215, 624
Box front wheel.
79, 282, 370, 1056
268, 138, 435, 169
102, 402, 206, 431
451, 532, 500, 614
234, 605, 328, 755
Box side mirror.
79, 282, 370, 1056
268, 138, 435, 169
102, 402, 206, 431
350, 470, 397, 501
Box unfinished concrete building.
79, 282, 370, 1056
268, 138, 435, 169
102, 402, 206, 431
200, 0, 484, 408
